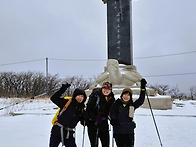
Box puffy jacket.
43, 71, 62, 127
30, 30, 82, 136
110, 90, 145, 134
50, 88, 86, 139
86, 88, 115, 130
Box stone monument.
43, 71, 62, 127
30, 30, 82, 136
86, 0, 172, 109
107, 0, 133, 65
89, 0, 143, 91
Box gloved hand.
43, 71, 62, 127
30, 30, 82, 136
95, 115, 103, 124
60, 83, 71, 92
141, 78, 147, 89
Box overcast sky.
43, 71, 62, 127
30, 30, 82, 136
1, 0, 196, 93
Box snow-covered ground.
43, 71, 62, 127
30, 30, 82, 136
0, 98, 196, 147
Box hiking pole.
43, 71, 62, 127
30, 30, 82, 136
112, 132, 114, 147
0, 91, 48, 111
31, 91, 48, 99
109, 122, 114, 147
82, 121, 86, 147
95, 127, 99, 147
0, 98, 30, 111
0, 87, 62, 111
146, 91, 163, 147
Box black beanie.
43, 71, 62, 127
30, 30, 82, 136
72, 88, 87, 103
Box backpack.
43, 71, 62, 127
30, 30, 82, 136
87, 88, 101, 108
51, 97, 72, 125
89, 88, 101, 99
86, 88, 102, 121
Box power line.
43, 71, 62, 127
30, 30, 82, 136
0, 58, 45, 67
73, 72, 196, 79
143, 72, 196, 77
0, 50, 196, 66
49, 58, 106, 61
134, 50, 196, 59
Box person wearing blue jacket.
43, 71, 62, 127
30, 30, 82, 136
110, 78, 147, 147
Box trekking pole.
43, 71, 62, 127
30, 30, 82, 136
109, 122, 114, 147
82, 121, 86, 147
31, 91, 48, 99
0, 87, 61, 111
112, 132, 114, 147
146, 91, 163, 147
95, 127, 99, 147
0, 91, 48, 111
0, 98, 31, 111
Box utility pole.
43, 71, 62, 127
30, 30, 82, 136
46, 57, 49, 95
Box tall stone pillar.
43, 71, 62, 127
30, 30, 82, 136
107, 0, 133, 65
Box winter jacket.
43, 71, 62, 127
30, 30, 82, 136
86, 88, 115, 130
110, 90, 145, 134
50, 88, 86, 139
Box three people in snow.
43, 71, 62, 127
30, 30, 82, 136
49, 78, 147, 147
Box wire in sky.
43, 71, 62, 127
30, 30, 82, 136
0, 58, 45, 67
1, 50, 196, 66
77, 72, 196, 79
134, 50, 196, 59
49, 58, 106, 61
143, 72, 196, 77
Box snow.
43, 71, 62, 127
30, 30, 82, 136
0, 98, 196, 147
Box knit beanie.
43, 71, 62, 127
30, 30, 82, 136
121, 88, 132, 98
102, 81, 112, 90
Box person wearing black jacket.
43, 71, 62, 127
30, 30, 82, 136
86, 81, 115, 147
110, 78, 147, 147
49, 83, 87, 147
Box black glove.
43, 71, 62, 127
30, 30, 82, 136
110, 119, 117, 126
60, 83, 71, 92
95, 115, 103, 124
141, 78, 147, 89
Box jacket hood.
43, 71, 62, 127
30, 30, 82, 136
120, 88, 132, 98
72, 88, 87, 104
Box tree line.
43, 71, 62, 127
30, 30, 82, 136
149, 84, 196, 100
0, 71, 196, 99
0, 71, 95, 98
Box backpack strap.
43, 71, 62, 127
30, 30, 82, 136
54, 99, 72, 125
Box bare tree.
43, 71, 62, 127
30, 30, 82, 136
168, 85, 181, 99
0, 72, 60, 98
159, 85, 170, 95
47, 74, 61, 94
61, 76, 95, 96
0, 72, 96, 98
149, 84, 169, 95
189, 86, 196, 100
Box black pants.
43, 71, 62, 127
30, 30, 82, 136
87, 122, 110, 147
49, 133, 76, 147
114, 134, 134, 147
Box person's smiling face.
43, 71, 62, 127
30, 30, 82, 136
102, 88, 111, 96
75, 95, 84, 103
122, 93, 130, 102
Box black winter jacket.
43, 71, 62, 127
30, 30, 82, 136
50, 89, 85, 139
86, 88, 115, 130
110, 90, 145, 134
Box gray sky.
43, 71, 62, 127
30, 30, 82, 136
1, 0, 196, 93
